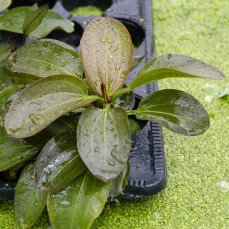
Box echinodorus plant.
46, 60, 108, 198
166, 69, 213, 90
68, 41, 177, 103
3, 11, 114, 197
0, 17, 224, 228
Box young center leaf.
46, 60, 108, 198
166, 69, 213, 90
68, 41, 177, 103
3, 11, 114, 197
0, 127, 38, 171
130, 54, 225, 90
35, 131, 86, 192
5, 75, 99, 138
133, 89, 210, 136
77, 107, 131, 181
0, 6, 74, 37
47, 171, 111, 229
9, 39, 82, 78
15, 163, 48, 228
80, 17, 132, 101
22, 4, 48, 35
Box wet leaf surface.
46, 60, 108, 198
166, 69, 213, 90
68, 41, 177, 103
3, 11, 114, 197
0, 6, 74, 37
9, 39, 82, 78
130, 54, 225, 90
25, 115, 79, 149
0, 85, 21, 119
5, 75, 98, 138
35, 131, 86, 192
77, 107, 131, 181
80, 17, 132, 99
136, 89, 210, 136
22, 4, 48, 35
47, 171, 111, 229
15, 163, 47, 228
0, 126, 38, 171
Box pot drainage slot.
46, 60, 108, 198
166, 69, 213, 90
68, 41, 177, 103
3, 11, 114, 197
46, 22, 83, 48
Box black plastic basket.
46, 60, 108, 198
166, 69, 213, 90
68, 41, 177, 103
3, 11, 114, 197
0, 0, 167, 200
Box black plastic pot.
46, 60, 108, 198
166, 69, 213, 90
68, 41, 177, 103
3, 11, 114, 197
0, 0, 167, 200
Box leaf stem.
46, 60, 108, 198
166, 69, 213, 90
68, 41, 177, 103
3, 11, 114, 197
126, 110, 138, 116
103, 103, 111, 111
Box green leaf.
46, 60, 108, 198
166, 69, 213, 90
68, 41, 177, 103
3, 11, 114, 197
113, 90, 135, 111
15, 163, 47, 228
0, 127, 38, 171
0, 7, 74, 37
0, 45, 9, 62
26, 115, 79, 149
9, 39, 82, 78
77, 107, 131, 181
0, 85, 21, 119
110, 162, 130, 197
5, 75, 98, 138
47, 171, 110, 229
0, 0, 11, 12
134, 89, 210, 136
128, 118, 142, 134
0, 58, 13, 88
35, 131, 86, 192
130, 54, 225, 90
22, 4, 48, 35
80, 17, 132, 100
111, 87, 130, 104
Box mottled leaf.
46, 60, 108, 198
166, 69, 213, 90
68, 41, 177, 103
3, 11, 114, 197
0, 0, 11, 12
110, 162, 130, 197
130, 54, 225, 90
15, 163, 47, 228
5, 75, 98, 138
0, 7, 74, 37
77, 107, 131, 181
0, 127, 38, 171
0, 85, 21, 119
22, 4, 48, 35
80, 17, 132, 100
9, 39, 82, 78
47, 171, 110, 229
135, 89, 210, 136
35, 131, 86, 192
